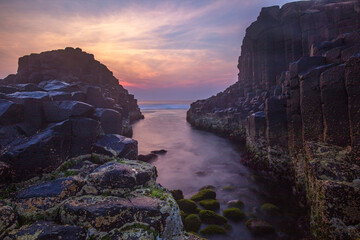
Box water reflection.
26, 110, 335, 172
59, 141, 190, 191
132, 109, 306, 240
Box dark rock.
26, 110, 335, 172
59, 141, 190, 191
0, 162, 14, 183
1, 120, 72, 180
71, 118, 102, 156
0, 99, 24, 125
0, 202, 17, 236
15, 83, 43, 92
86, 162, 137, 189
170, 189, 184, 201
151, 149, 167, 155
320, 64, 350, 146
5, 91, 49, 102
92, 134, 138, 159
59, 195, 167, 232
345, 56, 360, 161
5, 221, 86, 240
39, 79, 80, 92
93, 108, 122, 134
246, 218, 275, 235
43, 101, 94, 122
0, 86, 19, 94
138, 153, 158, 162
15, 176, 84, 214
48, 91, 72, 101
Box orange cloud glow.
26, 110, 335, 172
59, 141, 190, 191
0, 0, 293, 100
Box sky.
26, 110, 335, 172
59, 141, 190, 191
0, 0, 293, 100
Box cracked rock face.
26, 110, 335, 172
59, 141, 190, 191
187, 0, 360, 238
0, 155, 184, 240
0, 47, 143, 182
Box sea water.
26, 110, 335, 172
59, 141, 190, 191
132, 101, 307, 240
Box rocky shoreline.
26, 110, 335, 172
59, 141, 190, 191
0, 48, 203, 239
187, 0, 360, 239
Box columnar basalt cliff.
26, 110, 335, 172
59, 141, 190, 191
187, 0, 360, 239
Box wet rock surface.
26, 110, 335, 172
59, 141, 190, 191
187, 0, 360, 239
0, 47, 143, 182
0, 155, 185, 240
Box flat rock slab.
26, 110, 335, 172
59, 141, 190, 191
43, 100, 94, 122
39, 80, 80, 92
15, 177, 84, 215
59, 195, 166, 232
5, 221, 86, 240
92, 134, 138, 159
85, 161, 156, 193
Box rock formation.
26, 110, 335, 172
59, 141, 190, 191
0, 154, 197, 240
0, 48, 203, 240
0, 48, 143, 182
187, 0, 360, 239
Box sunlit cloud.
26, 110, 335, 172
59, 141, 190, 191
0, 0, 293, 100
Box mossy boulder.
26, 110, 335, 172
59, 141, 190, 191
226, 200, 244, 209
199, 210, 227, 225
223, 208, 245, 222
261, 203, 280, 215
177, 199, 199, 214
198, 199, 220, 210
190, 189, 216, 202
246, 218, 275, 235
200, 225, 226, 235
221, 186, 235, 192
199, 185, 216, 191
180, 210, 189, 222
170, 189, 184, 201
223, 223, 232, 231
184, 214, 201, 232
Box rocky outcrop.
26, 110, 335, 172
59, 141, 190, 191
0, 154, 194, 240
0, 48, 143, 182
187, 0, 360, 239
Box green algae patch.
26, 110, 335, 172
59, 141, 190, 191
227, 200, 244, 209
261, 203, 280, 215
198, 199, 220, 210
200, 225, 226, 235
190, 189, 216, 202
184, 214, 201, 232
222, 208, 245, 222
221, 186, 235, 192
199, 210, 227, 225
178, 199, 199, 214
246, 218, 275, 235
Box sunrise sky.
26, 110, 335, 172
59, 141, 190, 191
0, 0, 293, 100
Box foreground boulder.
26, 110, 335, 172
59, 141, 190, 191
92, 134, 138, 159
0, 155, 186, 240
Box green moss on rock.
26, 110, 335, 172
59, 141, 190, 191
246, 218, 275, 235
184, 214, 201, 232
178, 199, 199, 214
222, 208, 245, 222
199, 210, 227, 225
221, 186, 235, 192
227, 200, 244, 209
190, 189, 216, 202
198, 199, 220, 210
200, 225, 226, 235
261, 203, 280, 215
